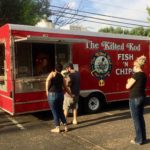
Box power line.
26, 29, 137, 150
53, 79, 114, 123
50, 5, 149, 24
51, 9, 150, 28
52, 13, 135, 29
86, 1, 148, 13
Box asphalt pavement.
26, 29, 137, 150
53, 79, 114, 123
0, 101, 150, 150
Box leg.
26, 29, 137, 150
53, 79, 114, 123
63, 96, 70, 123
64, 109, 68, 121
72, 96, 79, 125
129, 97, 145, 144
57, 93, 68, 132
48, 92, 60, 133
138, 97, 146, 142
72, 108, 78, 124
55, 92, 67, 123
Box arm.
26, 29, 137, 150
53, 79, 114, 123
63, 78, 73, 97
126, 77, 136, 89
45, 72, 54, 96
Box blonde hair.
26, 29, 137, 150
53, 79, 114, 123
135, 55, 146, 67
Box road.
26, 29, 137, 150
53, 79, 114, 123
0, 101, 150, 150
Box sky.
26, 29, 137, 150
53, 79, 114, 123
50, 0, 150, 32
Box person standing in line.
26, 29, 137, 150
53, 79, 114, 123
126, 55, 147, 145
63, 63, 80, 125
46, 63, 72, 133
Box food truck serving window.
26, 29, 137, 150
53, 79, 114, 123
14, 36, 88, 78
14, 42, 71, 78
0, 44, 5, 76
0, 43, 7, 91
0, 44, 5, 81
15, 43, 32, 78
14, 36, 87, 93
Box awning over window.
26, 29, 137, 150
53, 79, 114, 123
14, 36, 88, 44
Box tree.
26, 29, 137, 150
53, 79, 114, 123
123, 29, 130, 35
0, 0, 51, 26
51, 1, 84, 28
130, 27, 145, 36
99, 27, 124, 34
34, 0, 51, 20
147, 6, 150, 23
146, 6, 150, 36
145, 28, 150, 36
114, 27, 123, 34
99, 27, 115, 33
98, 5, 150, 36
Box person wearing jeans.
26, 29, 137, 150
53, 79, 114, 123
48, 92, 66, 127
129, 97, 146, 144
46, 63, 72, 133
126, 55, 147, 145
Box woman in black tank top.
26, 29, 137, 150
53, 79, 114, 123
49, 73, 64, 93
126, 55, 147, 145
46, 63, 72, 133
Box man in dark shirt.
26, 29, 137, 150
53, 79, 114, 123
63, 63, 80, 125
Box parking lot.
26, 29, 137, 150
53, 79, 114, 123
0, 101, 150, 150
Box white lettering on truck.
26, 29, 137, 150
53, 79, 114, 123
118, 54, 134, 61
101, 41, 124, 51
116, 54, 134, 75
86, 40, 141, 76
126, 43, 141, 51
116, 68, 133, 75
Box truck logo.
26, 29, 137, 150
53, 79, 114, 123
91, 50, 112, 86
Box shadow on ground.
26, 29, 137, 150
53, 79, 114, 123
32, 99, 150, 124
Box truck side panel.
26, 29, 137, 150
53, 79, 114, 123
0, 24, 13, 114
72, 36, 150, 102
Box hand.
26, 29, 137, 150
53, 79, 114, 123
127, 78, 131, 83
46, 91, 48, 97
71, 94, 75, 98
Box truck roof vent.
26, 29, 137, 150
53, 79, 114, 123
35, 15, 54, 29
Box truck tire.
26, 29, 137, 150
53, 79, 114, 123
85, 93, 104, 113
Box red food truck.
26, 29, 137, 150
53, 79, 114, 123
0, 23, 150, 115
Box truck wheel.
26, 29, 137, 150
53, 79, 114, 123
85, 94, 104, 113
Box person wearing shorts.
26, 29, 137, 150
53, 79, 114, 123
63, 63, 80, 125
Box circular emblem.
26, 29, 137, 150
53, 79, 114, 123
91, 50, 112, 80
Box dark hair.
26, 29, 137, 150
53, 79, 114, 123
66, 63, 74, 69
55, 63, 63, 72
42, 57, 47, 61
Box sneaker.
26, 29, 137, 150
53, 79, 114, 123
72, 120, 78, 125
64, 126, 68, 132
51, 127, 60, 133
130, 140, 141, 145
